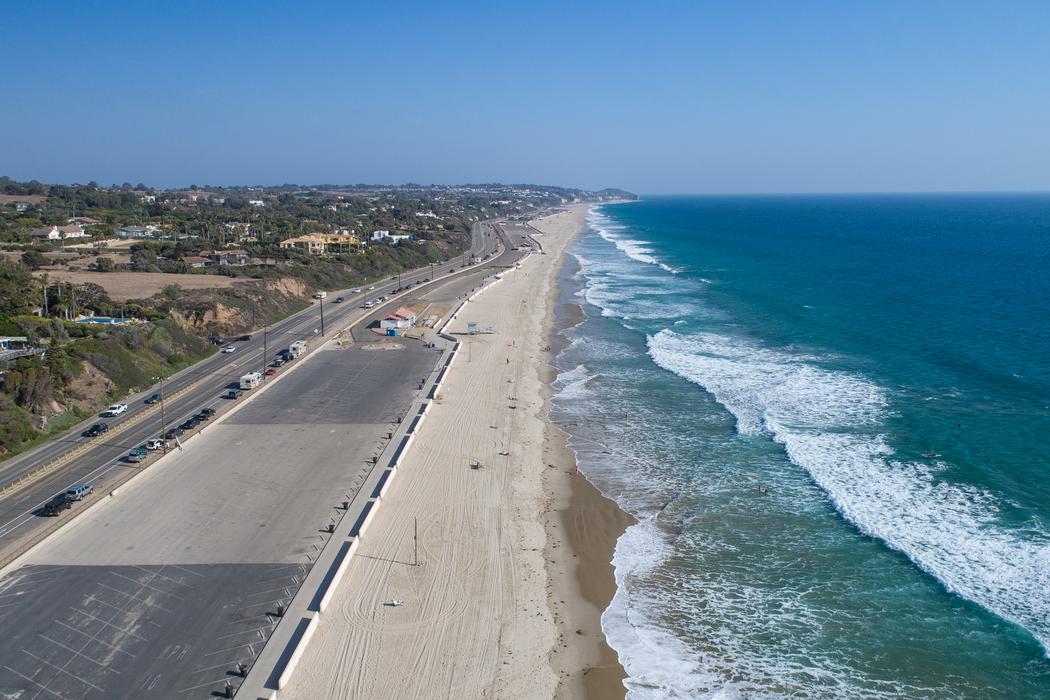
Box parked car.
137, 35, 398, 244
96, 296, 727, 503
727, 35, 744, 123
226, 388, 243, 399
145, 439, 165, 451
222, 346, 236, 354
164, 427, 184, 440
101, 403, 128, 417
65, 484, 94, 501
126, 448, 146, 463
83, 423, 109, 438
180, 417, 200, 430
197, 407, 216, 420
272, 358, 285, 368
145, 393, 161, 405
42, 494, 71, 516
264, 368, 277, 377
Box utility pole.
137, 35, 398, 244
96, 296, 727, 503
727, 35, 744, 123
263, 325, 268, 375
319, 299, 325, 336
414, 517, 418, 566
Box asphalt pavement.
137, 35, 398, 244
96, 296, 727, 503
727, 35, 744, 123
0, 218, 537, 699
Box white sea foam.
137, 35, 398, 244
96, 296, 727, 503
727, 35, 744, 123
588, 210, 680, 274
552, 364, 595, 401
646, 328, 1050, 656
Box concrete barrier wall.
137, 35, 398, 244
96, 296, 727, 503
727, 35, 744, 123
276, 615, 318, 690
349, 501, 375, 538
407, 415, 422, 434
371, 470, 392, 500
388, 436, 410, 468
357, 500, 378, 538
378, 468, 396, 499
317, 539, 358, 613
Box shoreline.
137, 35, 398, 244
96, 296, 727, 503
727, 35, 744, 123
274, 203, 632, 698
532, 209, 636, 698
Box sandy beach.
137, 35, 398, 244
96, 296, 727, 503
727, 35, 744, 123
282, 204, 632, 699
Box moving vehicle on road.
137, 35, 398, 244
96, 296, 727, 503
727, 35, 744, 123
145, 393, 161, 404
333, 296, 344, 303
101, 403, 128, 417
222, 345, 236, 353
65, 484, 94, 501
368, 285, 375, 291
240, 371, 262, 390
83, 423, 109, 438
352, 288, 362, 293
42, 494, 71, 516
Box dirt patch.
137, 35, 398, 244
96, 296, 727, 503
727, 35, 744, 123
33, 270, 255, 301
64, 361, 114, 411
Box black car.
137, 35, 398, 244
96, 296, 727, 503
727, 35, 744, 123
164, 427, 184, 440
333, 296, 344, 303
180, 417, 200, 430
145, 393, 161, 405
42, 494, 71, 517
197, 407, 216, 420
83, 422, 109, 438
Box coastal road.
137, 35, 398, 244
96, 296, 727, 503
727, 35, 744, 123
0, 221, 502, 563
0, 221, 534, 698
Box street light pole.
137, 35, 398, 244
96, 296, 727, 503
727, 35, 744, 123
319, 299, 325, 336
263, 325, 268, 375
155, 376, 168, 455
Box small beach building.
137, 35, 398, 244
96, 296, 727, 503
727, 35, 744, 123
380, 307, 417, 335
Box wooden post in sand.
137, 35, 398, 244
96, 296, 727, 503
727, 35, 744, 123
414, 517, 418, 566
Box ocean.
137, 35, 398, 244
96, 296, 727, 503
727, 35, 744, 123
550, 195, 1050, 698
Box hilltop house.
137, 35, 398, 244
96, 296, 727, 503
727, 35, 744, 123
116, 225, 161, 239
370, 230, 412, 243
199, 249, 249, 266
181, 255, 212, 269
279, 232, 361, 255
30, 225, 88, 241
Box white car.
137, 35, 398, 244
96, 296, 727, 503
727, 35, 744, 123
222, 346, 236, 354
368, 285, 375, 291
352, 288, 362, 294
101, 403, 128, 417
145, 439, 164, 451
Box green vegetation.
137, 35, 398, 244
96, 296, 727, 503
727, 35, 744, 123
0, 175, 635, 456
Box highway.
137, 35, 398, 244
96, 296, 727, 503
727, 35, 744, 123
0, 219, 538, 699
0, 221, 502, 565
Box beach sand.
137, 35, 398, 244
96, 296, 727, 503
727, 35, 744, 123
282, 204, 631, 699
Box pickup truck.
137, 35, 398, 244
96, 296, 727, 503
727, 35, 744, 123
65, 484, 94, 501
101, 403, 128, 417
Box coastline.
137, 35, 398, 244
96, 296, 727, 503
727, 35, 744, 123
279, 202, 632, 699
532, 209, 635, 698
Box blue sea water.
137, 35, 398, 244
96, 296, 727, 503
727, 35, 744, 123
550, 195, 1050, 698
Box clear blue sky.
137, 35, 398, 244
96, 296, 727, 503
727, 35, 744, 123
2, 1, 1048, 193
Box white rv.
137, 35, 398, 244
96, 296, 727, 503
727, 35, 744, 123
239, 372, 262, 390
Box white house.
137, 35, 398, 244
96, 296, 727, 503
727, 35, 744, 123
370, 230, 391, 241
248, 199, 265, 207
30, 225, 88, 241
